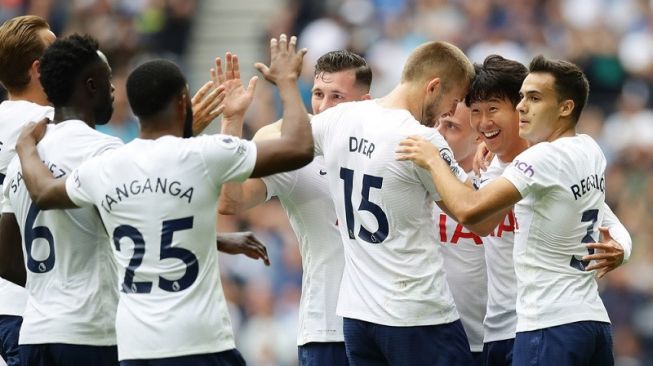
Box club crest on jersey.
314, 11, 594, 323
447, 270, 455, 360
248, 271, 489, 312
439, 148, 460, 176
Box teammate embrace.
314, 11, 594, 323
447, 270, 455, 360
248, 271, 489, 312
0, 13, 631, 366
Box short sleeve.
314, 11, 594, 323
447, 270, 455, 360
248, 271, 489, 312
501, 143, 557, 198
65, 157, 101, 208
261, 170, 298, 201
198, 135, 257, 186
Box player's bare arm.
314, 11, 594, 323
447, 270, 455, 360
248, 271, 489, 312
250, 34, 313, 178
397, 135, 521, 229
212, 51, 270, 214
216, 231, 270, 266
15, 118, 77, 210
0, 213, 25, 286
583, 204, 632, 278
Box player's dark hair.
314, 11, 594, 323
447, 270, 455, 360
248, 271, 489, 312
39, 34, 101, 106
126, 59, 186, 119
0, 15, 50, 93
465, 55, 528, 108
314, 50, 372, 91
528, 55, 589, 124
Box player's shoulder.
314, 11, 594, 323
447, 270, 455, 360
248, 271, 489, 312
0, 101, 53, 134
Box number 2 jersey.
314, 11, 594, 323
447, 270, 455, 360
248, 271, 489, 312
501, 134, 610, 332
0, 100, 53, 319
64, 134, 257, 360
311, 100, 467, 327
4, 120, 122, 346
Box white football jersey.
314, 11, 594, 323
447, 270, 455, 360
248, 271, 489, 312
479, 156, 519, 342
435, 198, 487, 352
4, 120, 122, 345
0, 100, 53, 317
502, 134, 610, 332
64, 134, 256, 360
312, 100, 467, 326
262, 156, 345, 345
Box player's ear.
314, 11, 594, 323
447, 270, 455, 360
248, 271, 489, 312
559, 99, 574, 118
426, 78, 441, 97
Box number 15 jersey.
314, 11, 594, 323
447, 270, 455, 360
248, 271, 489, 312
64, 135, 257, 360
311, 100, 467, 327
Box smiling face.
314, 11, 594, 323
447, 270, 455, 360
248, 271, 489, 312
311, 69, 369, 114
516, 72, 564, 144
469, 96, 522, 161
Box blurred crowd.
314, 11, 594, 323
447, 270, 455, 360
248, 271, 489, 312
2, 0, 653, 365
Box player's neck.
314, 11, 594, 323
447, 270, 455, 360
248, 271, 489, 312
458, 155, 474, 173
53, 107, 95, 128
546, 119, 576, 142
139, 118, 182, 140
378, 84, 421, 118
497, 138, 529, 163
7, 86, 49, 107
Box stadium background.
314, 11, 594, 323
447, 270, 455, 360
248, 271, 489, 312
1, 0, 652, 365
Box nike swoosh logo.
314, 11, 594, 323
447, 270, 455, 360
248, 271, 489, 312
319, 170, 327, 175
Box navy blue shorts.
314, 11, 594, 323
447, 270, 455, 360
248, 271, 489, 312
343, 318, 472, 366
120, 349, 245, 366
298, 342, 348, 366
513, 321, 613, 366
19, 343, 118, 366
0, 315, 21, 366
471, 351, 484, 366
482, 338, 514, 366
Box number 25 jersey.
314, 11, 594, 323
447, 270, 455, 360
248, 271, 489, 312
64, 134, 257, 360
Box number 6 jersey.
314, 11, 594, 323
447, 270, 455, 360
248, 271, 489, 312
4, 120, 122, 346
311, 100, 467, 327
64, 134, 257, 360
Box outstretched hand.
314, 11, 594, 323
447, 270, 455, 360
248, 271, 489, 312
254, 34, 307, 85
16, 118, 49, 152
211, 52, 258, 122
217, 231, 270, 266
191, 80, 226, 135
583, 227, 625, 279
395, 135, 441, 170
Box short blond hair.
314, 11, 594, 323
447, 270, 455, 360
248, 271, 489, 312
401, 41, 474, 91
0, 15, 50, 93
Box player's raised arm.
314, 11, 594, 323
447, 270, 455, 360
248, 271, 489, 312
211, 51, 270, 215
250, 34, 313, 178
14, 119, 77, 210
